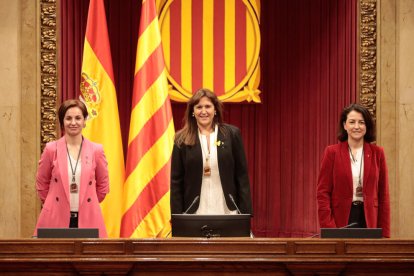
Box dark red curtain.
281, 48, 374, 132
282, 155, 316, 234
60, 0, 357, 237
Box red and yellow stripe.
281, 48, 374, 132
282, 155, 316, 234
121, 0, 174, 238
81, 0, 125, 238
160, 0, 260, 101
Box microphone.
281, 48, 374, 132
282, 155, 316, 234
183, 196, 200, 214
228, 194, 242, 214
308, 222, 360, 238
341, 222, 358, 229
309, 232, 320, 238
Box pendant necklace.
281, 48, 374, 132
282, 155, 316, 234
349, 145, 364, 198
67, 139, 83, 193
200, 134, 211, 176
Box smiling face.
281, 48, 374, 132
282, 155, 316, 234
63, 106, 86, 137
343, 110, 366, 143
193, 96, 216, 131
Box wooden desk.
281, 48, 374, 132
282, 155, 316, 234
1, 238, 414, 275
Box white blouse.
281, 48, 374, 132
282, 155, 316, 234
196, 125, 237, 215
350, 147, 364, 202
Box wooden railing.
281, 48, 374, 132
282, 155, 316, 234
1, 238, 414, 275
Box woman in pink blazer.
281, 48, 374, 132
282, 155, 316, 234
317, 104, 390, 238
34, 99, 109, 238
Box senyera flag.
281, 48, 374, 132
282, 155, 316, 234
121, 0, 175, 238
80, 0, 125, 237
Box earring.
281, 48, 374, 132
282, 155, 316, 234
192, 113, 195, 117
214, 111, 217, 116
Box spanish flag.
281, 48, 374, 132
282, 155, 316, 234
121, 0, 174, 238
80, 0, 125, 237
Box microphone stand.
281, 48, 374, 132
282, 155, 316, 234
167, 196, 200, 238
228, 194, 242, 214
308, 222, 359, 238
183, 196, 200, 214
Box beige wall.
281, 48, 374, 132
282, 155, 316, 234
397, 0, 414, 238
0, 0, 39, 238
0, 0, 413, 238
0, 0, 21, 237
378, 0, 414, 238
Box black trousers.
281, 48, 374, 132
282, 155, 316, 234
69, 212, 78, 228
348, 202, 367, 228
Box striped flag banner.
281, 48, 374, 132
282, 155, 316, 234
80, 0, 125, 237
121, 0, 175, 238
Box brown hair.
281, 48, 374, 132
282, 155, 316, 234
175, 88, 225, 146
58, 99, 88, 130
337, 103, 376, 142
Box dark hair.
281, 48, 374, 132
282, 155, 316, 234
337, 103, 376, 142
175, 88, 224, 146
58, 99, 88, 130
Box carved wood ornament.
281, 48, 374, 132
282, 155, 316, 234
359, 0, 377, 119
40, 0, 58, 150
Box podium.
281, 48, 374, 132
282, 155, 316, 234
1, 238, 414, 274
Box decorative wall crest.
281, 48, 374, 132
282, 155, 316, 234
158, 0, 261, 103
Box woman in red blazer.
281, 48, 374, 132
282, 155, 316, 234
317, 104, 390, 237
34, 100, 109, 238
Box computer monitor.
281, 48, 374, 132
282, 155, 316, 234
37, 228, 99, 238
320, 228, 382, 238
171, 214, 251, 237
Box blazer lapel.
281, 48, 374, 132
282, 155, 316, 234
216, 128, 226, 174
79, 138, 92, 205
194, 137, 203, 168
363, 142, 372, 188
341, 141, 354, 195
57, 137, 70, 203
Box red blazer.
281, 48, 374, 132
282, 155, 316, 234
317, 141, 390, 237
34, 137, 109, 238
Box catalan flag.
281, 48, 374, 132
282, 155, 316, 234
120, 0, 175, 238
80, 0, 125, 237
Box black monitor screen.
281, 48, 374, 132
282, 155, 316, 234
171, 214, 251, 237
37, 228, 99, 238
320, 228, 382, 238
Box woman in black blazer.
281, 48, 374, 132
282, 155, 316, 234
170, 88, 252, 215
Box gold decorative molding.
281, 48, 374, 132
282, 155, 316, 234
359, 0, 377, 120
40, 0, 58, 151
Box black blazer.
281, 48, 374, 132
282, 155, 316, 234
170, 124, 252, 215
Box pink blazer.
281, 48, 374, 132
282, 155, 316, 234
34, 136, 109, 238
317, 141, 390, 238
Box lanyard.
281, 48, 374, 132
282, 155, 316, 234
66, 139, 83, 184
348, 145, 363, 187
